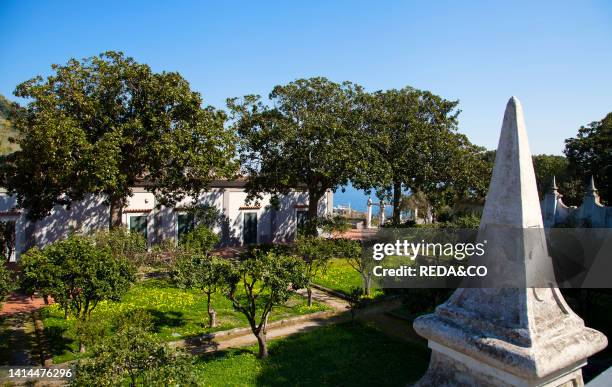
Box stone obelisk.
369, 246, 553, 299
413, 97, 607, 386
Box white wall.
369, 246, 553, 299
0, 186, 333, 259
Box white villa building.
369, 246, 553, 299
0, 180, 333, 261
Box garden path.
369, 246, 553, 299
0, 293, 48, 318
1, 312, 37, 366
176, 288, 412, 355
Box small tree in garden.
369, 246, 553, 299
72, 310, 196, 387
294, 236, 335, 306
173, 254, 231, 328
223, 250, 308, 358
335, 238, 371, 296
180, 225, 220, 254
19, 247, 61, 305
346, 286, 365, 324
20, 235, 136, 352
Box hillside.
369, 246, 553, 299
0, 94, 19, 155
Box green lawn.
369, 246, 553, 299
313, 258, 384, 298
41, 278, 329, 363
193, 322, 430, 386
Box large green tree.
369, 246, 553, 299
564, 112, 612, 204
531, 154, 582, 205
228, 77, 364, 233
353, 87, 488, 224
1, 52, 237, 226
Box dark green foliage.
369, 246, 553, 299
185, 203, 224, 229
92, 227, 147, 266
20, 235, 136, 320
317, 215, 351, 235
1, 52, 237, 226
71, 310, 196, 387
19, 247, 62, 304
441, 214, 481, 229
224, 250, 308, 358
564, 112, 612, 204
353, 87, 489, 224
0, 263, 13, 305
531, 154, 584, 205
179, 225, 220, 255
228, 77, 363, 233
346, 286, 364, 323
0, 220, 15, 262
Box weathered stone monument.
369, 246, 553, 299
413, 97, 607, 386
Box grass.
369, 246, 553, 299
41, 278, 330, 363
313, 258, 384, 298
192, 322, 430, 386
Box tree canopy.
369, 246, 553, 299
1, 51, 237, 226
564, 112, 612, 204
228, 77, 364, 232
353, 87, 488, 224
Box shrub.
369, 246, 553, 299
318, 216, 351, 235
92, 227, 147, 266
179, 225, 220, 255
0, 263, 13, 306
443, 214, 480, 229
20, 235, 136, 321
71, 310, 196, 386
145, 240, 186, 268
20, 247, 63, 304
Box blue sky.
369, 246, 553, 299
1, 0, 611, 156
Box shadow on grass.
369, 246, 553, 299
196, 322, 430, 386
146, 309, 185, 332
43, 325, 73, 360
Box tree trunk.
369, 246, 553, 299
256, 330, 268, 358
392, 181, 402, 225
306, 189, 324, 236
307, 287, 313, 307
109, 196, 125, 228
363, 274, 372, 296
207, 293, 216, 328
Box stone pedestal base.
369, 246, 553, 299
415, 342, 585, 387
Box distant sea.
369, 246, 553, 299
332, 183, 392, 216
